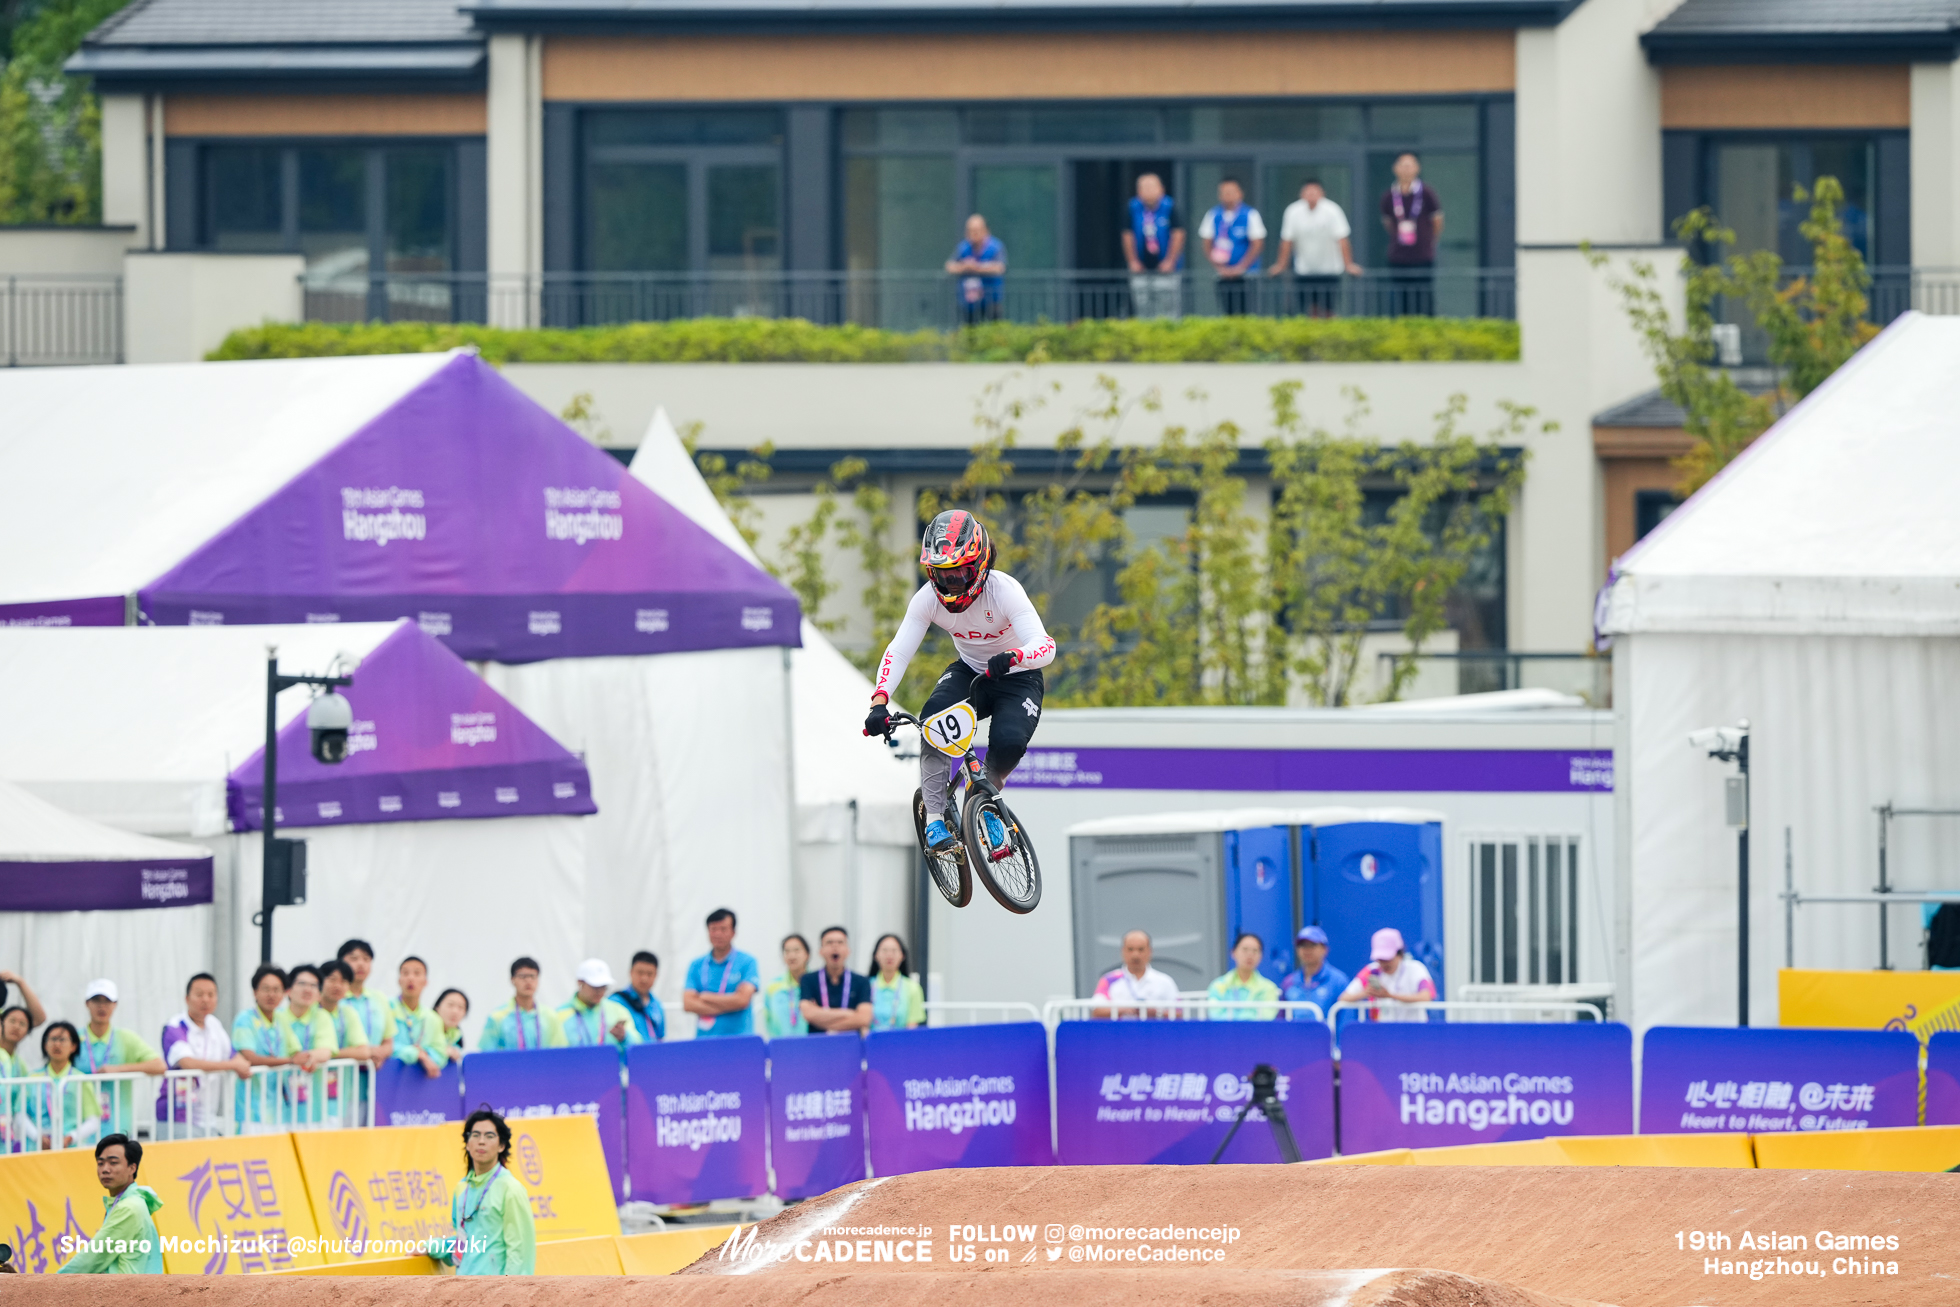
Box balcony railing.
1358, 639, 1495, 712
1, 274, 122, 365
1376, 650, 1611, 706
301, 267, 1520, 330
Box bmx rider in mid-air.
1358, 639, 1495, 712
863, 510, 1056, 854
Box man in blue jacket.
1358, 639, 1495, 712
1279, 926, 1349, 1021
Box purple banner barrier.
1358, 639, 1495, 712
1639, 1027, 1919, 1135
1005, 747, 1613, 792
1338, 1022, 1631, 1153
0, 855, 212, 912
865, 1023, 1053, 1175
462, 1047, 625, 1201
768, 1034, 867, 1201
1053, 1020, 1334, 1164
1928, 1032, 1960, 1126
375, 1057, 462, 1127
626, 1036, 768, 1206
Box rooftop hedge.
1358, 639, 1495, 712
211, 316, 1520, 365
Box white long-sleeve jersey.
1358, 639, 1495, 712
873, 571, 1057, 699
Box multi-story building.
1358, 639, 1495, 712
13, 0, 1954, 672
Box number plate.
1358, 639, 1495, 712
923, 701, 979, 757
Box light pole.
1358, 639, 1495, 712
1690, 721, 1751, 1026
257, 647, 354, 963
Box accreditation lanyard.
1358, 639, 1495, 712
699, 955, 739, 1029
818, 967, 849, 1011
458, 1165, 503, 1230
575, 1002, 600, 1045
250, 1010, 283, 1056
79, 1033, 112, 1074
1390, 181, 1425, 222
512, 1006, 537, 1050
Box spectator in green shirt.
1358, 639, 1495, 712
434, 988, 470, 1064
26, 1022, 101, 1150
76, 979, 164, 1137
479, 957, 567, 1051
283, 965, 342, 1124
318, 962, 376, 1061
866, 934, 926, 1032
233, 964, 300, 1125
1207, 933, 1281, 1020
760, 934, 811, 1039
336, 939, 397, 1063
57, 1135, 161, 1274
389, 956, 449, 1075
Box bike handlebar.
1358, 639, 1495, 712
865, 672, 990, 739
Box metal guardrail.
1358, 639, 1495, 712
923, 1001, 1042, 1027
1043, 997, 1328, 1024
1, 1061, 375, 1152
299, 267, 1520, 329
1, 274, 122, 366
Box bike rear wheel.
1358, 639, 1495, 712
914, 787, 971, 908
962, 792, 1042, 914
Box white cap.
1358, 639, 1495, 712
83, 978, 118, 1002
574, 959, 614, 989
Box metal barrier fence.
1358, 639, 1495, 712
1043, 997, 1328, 1025
1, 275, 122, 366
299, 267, 1520, 330
2, 1061, 373, 1152
923, 1001, 1042, 1027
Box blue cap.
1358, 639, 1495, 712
1295, 926, 1329, 945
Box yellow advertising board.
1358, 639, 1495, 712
502, 1113, 622, 1242
142, 1133, 329, 1274
1778, 968, 1960, 1037
0, 1146, 106, 1275
289, 1115, 619, 1267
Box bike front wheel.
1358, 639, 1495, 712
962, 792, 1042, 914
914, 788, 971, 908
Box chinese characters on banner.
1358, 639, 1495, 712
1054, 1020, 1333, 1164
1639, 1027, 1919, 1134
375, 1059, 462, 1127
624, 1036, 769, 1206
1336, 1022, 1633, 1152
767, 1033, 867, 1201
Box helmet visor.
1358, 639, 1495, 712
929, 562, 981, 597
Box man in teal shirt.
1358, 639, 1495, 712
427, 1110, 537, 1275
683, 909, 760, 1037
58, 1134, 162, 1274
479, 957, 567, 1051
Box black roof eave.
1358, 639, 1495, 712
464, 0, 1580, 37
1642, 29, 1960, 64
66, 45, 488, 92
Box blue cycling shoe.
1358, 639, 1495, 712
982, 809, 1009, 848
924, 818, 959, 853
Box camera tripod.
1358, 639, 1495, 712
1207, 1063, 1301, 1164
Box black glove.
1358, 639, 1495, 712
863, 702, 893, 738
987, 651, 1019, 679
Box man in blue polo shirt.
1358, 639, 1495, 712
1122, 172, 1185, 320
683, 909, 760, 1037
1197, 177, 1265, 317
1279, 926, 1349, 1021
945, 214, 1006, 325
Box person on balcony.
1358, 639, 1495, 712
1379, 152, 1444, 317
945, 214, 1007, 325
1123, 173, 1185, 320
1198, 178, 1265, 316
1274, 180, 1362, 317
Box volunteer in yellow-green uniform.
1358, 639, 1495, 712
760, 934, 811, 1039
57, 1134, 162, 1274
427, 1109, 536, 1275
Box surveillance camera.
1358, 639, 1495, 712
1688, 724, 1747, 756
307, 690, 353, 765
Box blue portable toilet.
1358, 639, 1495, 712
1301, 808, 1445, 994
1223, 823, 1295, 986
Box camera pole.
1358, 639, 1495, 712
256, 648, 353, 963
1207, 1064, 1301, 1165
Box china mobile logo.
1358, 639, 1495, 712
450, 712, 497, 746
544, 487, 624, 544
341, 487, 427, 546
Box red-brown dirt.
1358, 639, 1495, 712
679, 1163, 1955, 1306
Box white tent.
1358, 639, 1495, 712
0, 354, 801, 1025
1600, 312, 1960, 1031
0, 623, 589, 1050
626, 408, 920, 960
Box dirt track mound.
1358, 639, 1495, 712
681, 1163, 1955, 1305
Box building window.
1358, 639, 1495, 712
1634, 489, 1679, 542
193, 142, 461, 282
838, 99, 1498, 292
1469, 835, 1581, 986
579, 109, 784, 275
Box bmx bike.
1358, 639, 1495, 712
880, 675, 1043, 915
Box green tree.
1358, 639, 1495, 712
0, 0, 129, 225
1595, 175, 1877, 496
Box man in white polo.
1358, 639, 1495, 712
1090, 929, 1180, 1019
1272, 179, 1362, 317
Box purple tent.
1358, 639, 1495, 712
0, 779, 213, 911
227, 620, 597, 831
0, 352, 800, 664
